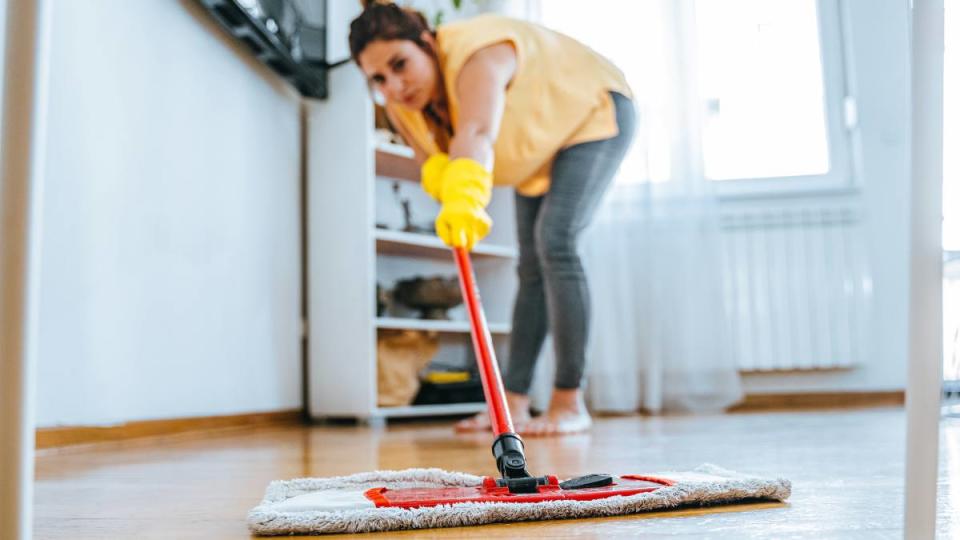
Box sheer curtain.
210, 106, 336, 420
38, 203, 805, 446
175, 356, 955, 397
526, 0, 743, 413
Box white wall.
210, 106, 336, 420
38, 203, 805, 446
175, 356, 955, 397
34, 1, 303, 427
741, 0, 912, 394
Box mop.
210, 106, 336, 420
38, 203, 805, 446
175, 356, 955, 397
248, 247, 791, 535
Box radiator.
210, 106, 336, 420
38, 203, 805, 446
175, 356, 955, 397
719, 208, 869, 371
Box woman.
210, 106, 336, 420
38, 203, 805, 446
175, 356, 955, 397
350, 2, 635, 436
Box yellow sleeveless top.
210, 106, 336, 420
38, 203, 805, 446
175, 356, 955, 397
387, 14, 631, 196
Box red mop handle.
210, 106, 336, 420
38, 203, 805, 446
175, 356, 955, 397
452, 246, 514, 437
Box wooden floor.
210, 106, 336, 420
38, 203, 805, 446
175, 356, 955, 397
34, 407, 959, 539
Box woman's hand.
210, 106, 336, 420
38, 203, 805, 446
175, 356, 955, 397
435, 158, 493, 250
420, 153, 450, 200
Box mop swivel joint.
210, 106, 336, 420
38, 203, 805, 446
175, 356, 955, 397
492, 432, 529, 478
492, 432, 551, 493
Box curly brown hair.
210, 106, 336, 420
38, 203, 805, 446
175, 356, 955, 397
349, 1, 435, 63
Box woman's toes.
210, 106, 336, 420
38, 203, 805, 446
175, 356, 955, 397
454, 413, 490, 432
517, 412, 591, 437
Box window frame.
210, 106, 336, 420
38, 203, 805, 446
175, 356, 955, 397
693, 0, 857, 198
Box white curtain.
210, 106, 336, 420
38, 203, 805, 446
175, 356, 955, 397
527, 0, 743, 413
580, 187, 742, 413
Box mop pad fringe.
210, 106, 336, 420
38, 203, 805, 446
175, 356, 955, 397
247, 464, 791, 535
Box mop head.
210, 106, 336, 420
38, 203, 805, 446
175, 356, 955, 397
247, 464, 791, 535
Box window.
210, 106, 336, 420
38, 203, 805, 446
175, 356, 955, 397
536, 0, 853, 195
696, 0, 829, 180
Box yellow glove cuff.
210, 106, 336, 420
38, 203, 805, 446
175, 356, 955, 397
420, 153, 450, 201
439, 158, 493, 208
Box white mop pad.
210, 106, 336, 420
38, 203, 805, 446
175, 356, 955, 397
247, 464, 791, 536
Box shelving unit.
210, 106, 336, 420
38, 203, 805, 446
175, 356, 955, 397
375, 228, 518, 259
306, 66, 518, 421
376, 140, 416, 158
376, 317, 511, 334
375, 142, 420, 180
375, 402, 487, 418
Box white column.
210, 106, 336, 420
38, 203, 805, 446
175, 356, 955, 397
0, 1, 50, 539
905, 0, 945, 538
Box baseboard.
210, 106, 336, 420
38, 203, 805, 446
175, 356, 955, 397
730, 391, 905, 412
36, 409, 303, 450
35, 392, 905, 449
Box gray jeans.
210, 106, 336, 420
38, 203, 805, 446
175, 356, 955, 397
503, 92, 636, 394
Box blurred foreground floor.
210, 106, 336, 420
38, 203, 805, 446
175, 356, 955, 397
33, 407, 960, 539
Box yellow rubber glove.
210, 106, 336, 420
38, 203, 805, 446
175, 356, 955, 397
420, 153, 449, 201
435, 158, 493, 251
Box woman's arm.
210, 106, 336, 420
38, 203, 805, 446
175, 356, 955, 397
448, 42, 518, 169
429, 42, 516, 250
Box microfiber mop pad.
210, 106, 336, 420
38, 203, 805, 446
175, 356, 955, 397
247, 464, 791, 536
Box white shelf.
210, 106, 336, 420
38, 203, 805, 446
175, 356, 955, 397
377, 317, 511, 334
375, 228, 518, 259
376, 402, 486, 418
375, 142, 419, 180
375, 141, 416, 158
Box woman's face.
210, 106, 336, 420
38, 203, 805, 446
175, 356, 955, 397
357, 35, 439, 110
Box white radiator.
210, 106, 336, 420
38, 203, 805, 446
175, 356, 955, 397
719, 208, 869, 371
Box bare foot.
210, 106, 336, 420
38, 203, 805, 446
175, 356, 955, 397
454, 391, 531, 432
519, 388, 592, 437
